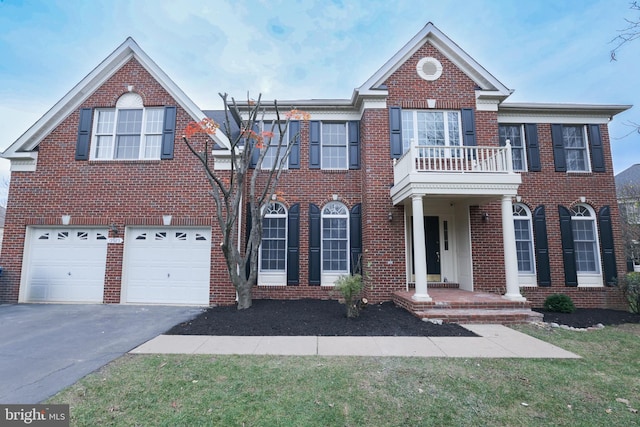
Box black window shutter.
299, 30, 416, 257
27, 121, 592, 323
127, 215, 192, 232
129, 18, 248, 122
598, 205, 617, 286
161, 106, 177, 160
533, 205, 551, 286
558, 205, 578, 286
350, 204, 362, 274
287, 204, 300, 285
249, 122, 260, 168
288, 121, 300, 169
75, 108, 93, 160
589, 124, 606, 173
461, 108, 477, 147
309, 121, 321, 169
389, 107, 403, 159
551, 124, 566, 172
309, 203, 321, 285
348, 121, 360, 169
525, 124, 541, 172
245, 203, 252, 280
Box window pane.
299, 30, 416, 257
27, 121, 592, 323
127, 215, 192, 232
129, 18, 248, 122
261, 213, 286, 272
401, 110, 414, 152
145, 108, 164, 134
262, 122, 286, 169
321, 123, 347, 169
563, 126, 588, 172
95, 135, 113, 159
514, 218, 534, 273
115, 135, 140, 159
96, 110, 115, 134
447, 112, 460, 147
499, 125, 525, 170
144, 135, 162, 158
321, 206, 348, 273
117, 109, 143, 134
572, 218, 599, 273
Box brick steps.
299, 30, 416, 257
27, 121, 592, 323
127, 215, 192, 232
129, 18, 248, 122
392, 288, 543, 324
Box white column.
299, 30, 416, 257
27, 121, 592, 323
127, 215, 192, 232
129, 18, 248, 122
501, 195, 526, 301
411, 195, 431, 302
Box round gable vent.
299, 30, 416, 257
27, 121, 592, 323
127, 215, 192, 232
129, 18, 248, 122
416, 57, 443, 81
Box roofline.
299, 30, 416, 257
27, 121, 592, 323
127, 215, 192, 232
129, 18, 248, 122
2, 37, 229, 159
356, 22, 511, 97
499, 102, 632, 117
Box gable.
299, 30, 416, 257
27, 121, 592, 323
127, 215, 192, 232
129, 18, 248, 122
2, 37, 230, 169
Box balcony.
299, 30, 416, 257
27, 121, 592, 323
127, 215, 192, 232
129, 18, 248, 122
390, 143, 521, 204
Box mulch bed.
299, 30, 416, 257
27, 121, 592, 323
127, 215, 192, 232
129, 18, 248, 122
166, 299, 477, 337
534, 308, 640, 328
166, 299, 640, 337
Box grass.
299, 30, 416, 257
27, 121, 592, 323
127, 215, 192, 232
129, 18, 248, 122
49, 324, 640, 426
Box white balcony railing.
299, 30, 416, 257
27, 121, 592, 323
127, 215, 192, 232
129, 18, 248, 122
393, 143, 514, 183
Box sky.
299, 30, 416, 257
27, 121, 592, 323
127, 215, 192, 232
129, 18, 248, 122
1, 0, 639, 179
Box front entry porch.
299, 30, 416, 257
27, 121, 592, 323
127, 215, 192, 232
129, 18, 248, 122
393, 287, 543, 324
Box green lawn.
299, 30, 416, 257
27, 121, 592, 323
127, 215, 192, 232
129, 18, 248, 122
49, 324, 640, 426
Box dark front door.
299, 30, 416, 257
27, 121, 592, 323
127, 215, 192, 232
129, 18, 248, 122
425, 216, 441, 281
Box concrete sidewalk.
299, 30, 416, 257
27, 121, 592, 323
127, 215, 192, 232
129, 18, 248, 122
130, 324, 580, 359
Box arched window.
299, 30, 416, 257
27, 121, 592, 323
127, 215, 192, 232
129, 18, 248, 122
571, 204, 601, 273
92, 92, 164, 160
513, 203, 535, 274
260, 202, 287, 273
322, 201, 349, 273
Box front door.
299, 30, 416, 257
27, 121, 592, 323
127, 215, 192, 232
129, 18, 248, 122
425, 216, 441, 281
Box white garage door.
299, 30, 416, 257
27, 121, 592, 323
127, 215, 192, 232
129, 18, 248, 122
24, 228, 108, 303
123, 228, 211, 305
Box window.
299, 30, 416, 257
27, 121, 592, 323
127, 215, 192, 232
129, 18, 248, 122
563, 125, 590, 172
571, 205, 600, 273
321, 123, 348, 169
513, 204, 535, 274
499, 125, 527, 171
92, 93, 163, 160
260, 202, 287, 272
401, 110, 461, 153
322, 202, 349, 273
261, 122, 288, 170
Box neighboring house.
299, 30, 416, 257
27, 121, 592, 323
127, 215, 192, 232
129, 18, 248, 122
615, 164, 640, 271
0, 23, 631, 310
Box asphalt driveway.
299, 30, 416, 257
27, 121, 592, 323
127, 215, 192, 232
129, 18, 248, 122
0, 303, 203, 403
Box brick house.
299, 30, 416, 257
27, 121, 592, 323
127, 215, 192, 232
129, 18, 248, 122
0, 23, 631, 316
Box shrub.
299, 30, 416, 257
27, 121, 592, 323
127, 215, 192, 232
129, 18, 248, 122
621, 272, 640, 314
334, 274, 363, 318
543, 294, 576, 313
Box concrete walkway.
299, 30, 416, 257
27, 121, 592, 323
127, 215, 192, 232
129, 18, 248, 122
130, 324, 580, 359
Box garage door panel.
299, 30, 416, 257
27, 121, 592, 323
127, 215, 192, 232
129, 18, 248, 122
24, 228, 108, 303
123, 228, 211, 305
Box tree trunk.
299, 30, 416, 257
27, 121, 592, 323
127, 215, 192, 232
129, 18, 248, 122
236, 282, 253, 310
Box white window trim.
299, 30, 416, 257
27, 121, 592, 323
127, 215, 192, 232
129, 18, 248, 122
571, 204, 603, 286
513, 203, 537, 286
401, 110, 462, 154
500, 124, 528, 172
320, 122, 348, 170
258, 202, 287, 286
564, 125, 592, 173
261, 122, 289, 171
90, 106, 163, 161
320, 201, 350, 286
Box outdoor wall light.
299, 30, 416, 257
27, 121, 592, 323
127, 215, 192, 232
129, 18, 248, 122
162, 215, 172, 226
61, 215, 71, 226
482, 212, 489, 222
388, 212, 393, 221
110, 223, 119, 235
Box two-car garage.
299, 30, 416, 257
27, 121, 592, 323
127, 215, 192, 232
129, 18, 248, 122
21, 227, 212, 305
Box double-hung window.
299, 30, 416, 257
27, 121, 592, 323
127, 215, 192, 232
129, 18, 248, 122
571, 205, 600, 274
321, 123, 348, 169
92, 93, 163, 160
499, 125, 527, 171
401, 110, 461, 154
322, 202, 349, 273
261, 122, 288, 170
260, 202, 287, 273
513, 204, 535, 274
563, 125, 590, 172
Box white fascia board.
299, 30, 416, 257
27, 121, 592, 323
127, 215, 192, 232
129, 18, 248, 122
356, 22, 511, 97
498, 102, 632, 123
2, 37, 229, 160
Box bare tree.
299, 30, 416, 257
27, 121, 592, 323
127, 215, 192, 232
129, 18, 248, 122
618, 182, 640, 268
610, 1, 640, 61
183, 94, 308, 309
0, 174, 10, 208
